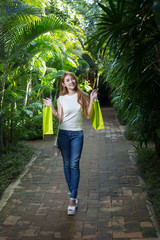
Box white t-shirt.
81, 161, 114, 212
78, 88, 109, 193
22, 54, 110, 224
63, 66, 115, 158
59, 93, 83, 131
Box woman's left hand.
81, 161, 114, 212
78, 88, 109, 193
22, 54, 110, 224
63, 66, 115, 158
90, 89, 98, 103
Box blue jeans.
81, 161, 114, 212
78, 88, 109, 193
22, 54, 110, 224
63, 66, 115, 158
58, 129, 83, 199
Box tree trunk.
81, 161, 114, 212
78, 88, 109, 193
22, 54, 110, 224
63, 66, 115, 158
0, 64, 7, 150
153, 133, 160, 159
0, 113, 4, 150
24, 77, 32, 106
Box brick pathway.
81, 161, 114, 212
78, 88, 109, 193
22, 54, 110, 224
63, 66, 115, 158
0, 107, 159, 240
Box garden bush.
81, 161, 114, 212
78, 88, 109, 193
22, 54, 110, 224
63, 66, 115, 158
135, 146, 160, 223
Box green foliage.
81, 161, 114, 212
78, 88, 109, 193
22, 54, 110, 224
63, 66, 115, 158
2, 101, 43, 144
0, 0, 88, 149
0, 0, 80, 59
79, 80, 92, 93
123, 125, 137, 141
53, 117, 58, 135
89, 0, 160, 156
0, 0, 41, 59
135, 146, 160, 219
22, 114, 43, 140
21, 105, 58, 140
75, 52, 99, 88
0, 144, 34, 196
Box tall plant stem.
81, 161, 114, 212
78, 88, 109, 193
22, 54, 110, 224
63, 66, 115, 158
0, 63, 8, 150
24, 77, 32, 106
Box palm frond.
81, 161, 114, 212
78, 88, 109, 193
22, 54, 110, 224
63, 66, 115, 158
0, 0, 40, 17
1, 8, 77, 60
0, 0, 41, 60
23, 0, 49, 9
11, 14, 76, 54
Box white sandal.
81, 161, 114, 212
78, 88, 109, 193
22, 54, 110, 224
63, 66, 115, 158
75, 199, 78, 208
67, 199, 78, 215
67, 205, 76, 215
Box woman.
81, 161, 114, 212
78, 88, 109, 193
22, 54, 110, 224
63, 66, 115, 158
43, 72, 98, 215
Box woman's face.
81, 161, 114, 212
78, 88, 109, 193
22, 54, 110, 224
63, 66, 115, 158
63, 74, 77, 90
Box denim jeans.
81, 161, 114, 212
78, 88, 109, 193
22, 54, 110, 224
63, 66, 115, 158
58, 129, 83, 199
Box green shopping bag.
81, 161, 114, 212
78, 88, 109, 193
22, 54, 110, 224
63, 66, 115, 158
43, 107, 53, 139
92, 99, 105, 130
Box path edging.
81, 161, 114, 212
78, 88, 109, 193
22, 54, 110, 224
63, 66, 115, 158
129, 153, 160, 240
0, 151, 41, 212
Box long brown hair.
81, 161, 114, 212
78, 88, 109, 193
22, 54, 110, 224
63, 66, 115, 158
59, 72, 89, 117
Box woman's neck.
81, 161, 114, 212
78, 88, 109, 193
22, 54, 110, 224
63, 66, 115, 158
67, 89, 76, 96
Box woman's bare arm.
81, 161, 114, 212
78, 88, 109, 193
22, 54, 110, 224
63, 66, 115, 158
56, 97, 63, 123
86, 89, 98, 119
42, 97, 63, 123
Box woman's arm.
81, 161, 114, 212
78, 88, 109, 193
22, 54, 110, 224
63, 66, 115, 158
86, 89, 98, 119
42, 97, 63, 123
56, 97, 63, 123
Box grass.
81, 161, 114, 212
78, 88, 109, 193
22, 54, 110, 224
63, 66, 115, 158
0, 144, 34, 197
135, 146, 160, 223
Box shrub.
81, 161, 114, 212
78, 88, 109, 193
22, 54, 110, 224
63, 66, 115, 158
135, 146, 160, 222
0, 144, 34, 197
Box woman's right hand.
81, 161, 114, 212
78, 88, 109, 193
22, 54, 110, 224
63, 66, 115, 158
42, 98, 53, 107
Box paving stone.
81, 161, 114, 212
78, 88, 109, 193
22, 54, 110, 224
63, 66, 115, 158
131, 239, 158, 240
113, 231, 143, 238
141, 227, 158, 238
125, 220, 141, 232
62, 231, 82, 239
35, 206, 50, 215
38, 230, 54, 237
87, 207, 99, 217
97, 231, 112, 240
112, 216, 125, 228
3, 215, 21, 225
140, 221, 153, 227
23, 227, 41, 237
